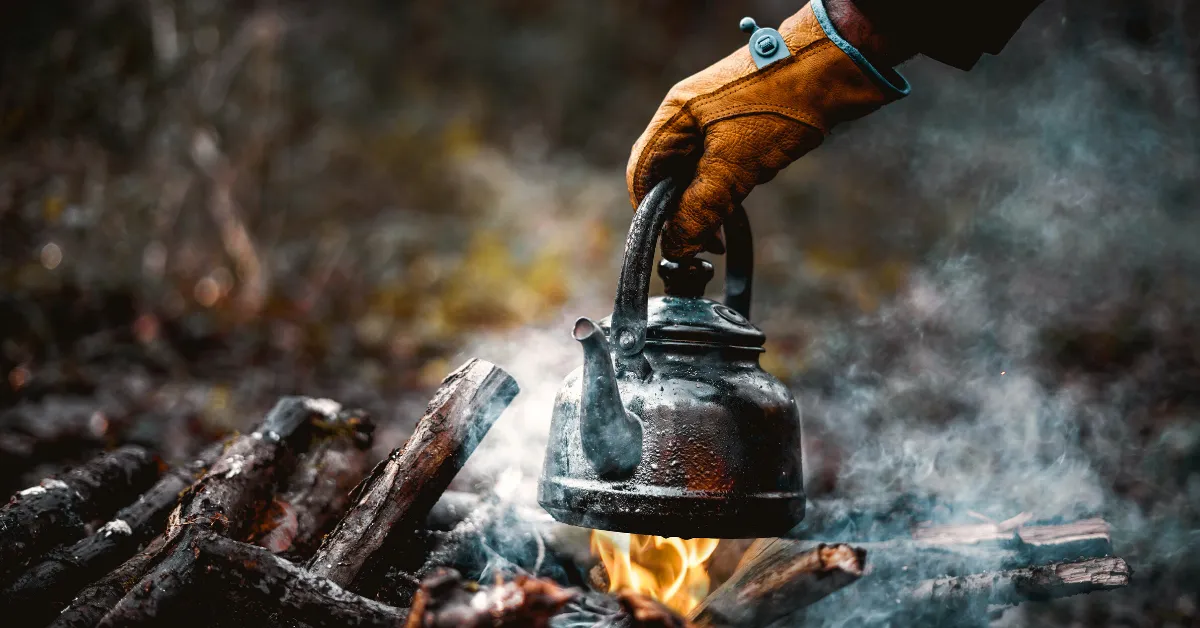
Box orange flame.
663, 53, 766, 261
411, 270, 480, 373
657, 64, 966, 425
590, 530, 720, 616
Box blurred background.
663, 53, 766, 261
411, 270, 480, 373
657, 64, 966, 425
2, 0, 1199, 625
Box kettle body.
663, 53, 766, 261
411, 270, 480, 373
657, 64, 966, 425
537, 180, 805, 538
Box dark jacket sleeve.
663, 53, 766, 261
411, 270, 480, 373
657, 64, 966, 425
852, 0, 1046, 70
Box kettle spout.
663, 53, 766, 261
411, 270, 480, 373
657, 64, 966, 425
573, 317, 644, 479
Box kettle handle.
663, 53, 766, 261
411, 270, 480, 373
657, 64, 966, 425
611, 178, 755, 363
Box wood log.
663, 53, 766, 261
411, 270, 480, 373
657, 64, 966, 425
3, 442, 225, 628
50, 534, 168, 628
53, 396, 330, 628
88, 529, 409, 628
254, 410, 374, 558
0, 444, 160, 587
689, 542, 865, 627
909, 556, 1131, 607
307, 359, 518, 591
811, 518, 1114, 580
404, 568, 576, 628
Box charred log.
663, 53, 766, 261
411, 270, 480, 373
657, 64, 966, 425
49, 534, 168, 628
307, 359, 518, 592
0, 444, 160, 587
689, 542, 865, 627
2, 442, 225, 627
254, 409, 374, 558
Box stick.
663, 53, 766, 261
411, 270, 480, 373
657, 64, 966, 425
3, 442, 225, 628
689, 542, 865, 627
0, 445, 160, 586
909, 556, 1131, 607
254, 410, 374, 557
307, 359, 518, 590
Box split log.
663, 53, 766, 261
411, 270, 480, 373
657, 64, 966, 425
910, 556, 1131, 607
689, 542, 865, 627
810, 517, 1114, 580
307, 359, 518, 591
255, 410, 374, 557
3, 442, 225, 627
0, 444, 160, 587
53, 396, 330, 628
404, 568, 576, 628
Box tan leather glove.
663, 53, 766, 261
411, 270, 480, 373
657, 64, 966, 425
627, 0, 909, 259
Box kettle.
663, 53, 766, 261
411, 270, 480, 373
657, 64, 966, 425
538, 179, 804, 538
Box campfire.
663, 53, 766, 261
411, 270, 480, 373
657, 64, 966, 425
0, 357, 1132, 627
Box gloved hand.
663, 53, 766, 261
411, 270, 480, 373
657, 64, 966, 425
626, 0, 910, 259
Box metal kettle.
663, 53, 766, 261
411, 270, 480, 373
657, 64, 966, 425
538, 179, 805, 538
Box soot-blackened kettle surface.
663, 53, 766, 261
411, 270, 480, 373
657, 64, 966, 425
537, 179, 805, 538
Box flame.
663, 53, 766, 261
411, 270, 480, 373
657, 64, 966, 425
590, 530, 720, 616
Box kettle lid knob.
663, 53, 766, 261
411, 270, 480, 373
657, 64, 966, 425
658, 258, 714, 298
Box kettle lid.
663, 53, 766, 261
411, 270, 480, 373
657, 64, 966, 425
642, 296, 765, 348
602, 256, 765, 349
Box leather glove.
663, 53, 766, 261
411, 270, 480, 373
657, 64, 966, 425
627, 0, 909, 259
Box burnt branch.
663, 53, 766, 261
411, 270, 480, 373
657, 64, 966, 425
690, 542, 865, 627
3, 442, 224, 627
0, 444, 160, 587
307, 359, 518, 590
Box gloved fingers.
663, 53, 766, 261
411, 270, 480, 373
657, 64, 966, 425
661, 115, 822, 259
626, 109, 701, 209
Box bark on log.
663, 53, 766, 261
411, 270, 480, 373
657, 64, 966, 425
689, 542, 865, 627
909, 556, 1132, 607
0, 444, 160, 587
307, 359, 518, 591
53, 396, 330, 628
3, 442, 225, 628
254, 410, 373, 558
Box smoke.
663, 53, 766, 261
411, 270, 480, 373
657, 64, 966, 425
385, 2, 1199, 624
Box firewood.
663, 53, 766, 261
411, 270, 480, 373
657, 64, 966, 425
50, 534, 168, 628
86, 529, 409, 627
3, 442, 225, 628
909, 556, 1131, 607
689, 542, 865, 627
307, 359, 518, 591
404, 568, 576, 628
54, 396, 333, 628
0, 444, 160, 587
254, 410, 374, 557
855, 517, 1115, 580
